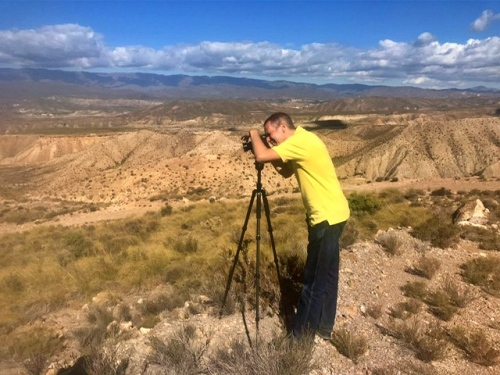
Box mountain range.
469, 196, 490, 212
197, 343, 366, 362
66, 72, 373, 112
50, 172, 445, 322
1, 68, 499, 101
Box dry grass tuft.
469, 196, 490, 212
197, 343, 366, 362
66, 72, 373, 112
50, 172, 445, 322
406, 256, 441, 279
209, 334, 315, 375
448, 325, 500, 366
6, 326, 64, 375
364, 303, 384, 319
461, 255, 500, 296
400, 281, 428, 300
331, 326, 368, 364
376, 230, 404, 256
148, 324, 207, 375
382, 319, 449, 362
389, 299, 422, 320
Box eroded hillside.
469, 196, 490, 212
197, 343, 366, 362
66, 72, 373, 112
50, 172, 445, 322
336, 117, 500, 180
0, 97, 499, 206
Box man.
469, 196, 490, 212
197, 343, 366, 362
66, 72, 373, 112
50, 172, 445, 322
248, 112, 350, 340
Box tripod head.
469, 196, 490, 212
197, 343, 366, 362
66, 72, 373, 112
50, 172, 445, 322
254, 162, 264, 190
254, 162, 264, 171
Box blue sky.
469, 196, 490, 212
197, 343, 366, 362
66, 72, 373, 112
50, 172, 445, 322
0, 1, 499, 89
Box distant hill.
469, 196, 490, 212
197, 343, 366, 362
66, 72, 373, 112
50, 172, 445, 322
1, 68, 499, 101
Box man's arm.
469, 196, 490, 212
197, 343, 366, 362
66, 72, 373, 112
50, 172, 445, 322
271, 160, 294, 178
249, 129, 281, 163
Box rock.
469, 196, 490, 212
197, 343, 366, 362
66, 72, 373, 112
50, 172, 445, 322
453, 199, 489, 227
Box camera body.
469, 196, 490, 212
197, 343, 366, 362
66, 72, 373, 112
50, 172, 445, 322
241, 134, 269, 152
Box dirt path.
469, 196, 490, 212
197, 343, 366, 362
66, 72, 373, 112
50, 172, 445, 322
0, 200, 164, 235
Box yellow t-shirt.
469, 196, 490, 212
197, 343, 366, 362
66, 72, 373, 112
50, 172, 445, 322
273, 126, 350, 226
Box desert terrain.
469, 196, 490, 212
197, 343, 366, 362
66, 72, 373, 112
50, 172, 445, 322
0, 91, 499, 374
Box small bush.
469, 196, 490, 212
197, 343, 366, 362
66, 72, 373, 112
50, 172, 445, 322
209, 334, 315, 375
378, 188, 406, 204
460, 226, 500, 251
410, 214, 460, 249
442, 277, 473, 308
400, 281, 428, 300
364, 303, 384, 319
389, 299, 422, 320
331, 326, 368, 364
63, 230, 94, 258
448, 326, 500, 366
140, 292, 173, 316
160, 203, 173, 216
383, 319, 448, 362
404, 188, 426, 201
1, 273, 25, 293
347, 193, 382, 216
425, 290, 458, 321
406, 256, 441, 279
7, 326, 63, 375
430, 187, 452, 197
376, 231, 404, 256
172, 236, 199, 253
413, 322, 449, 362
148, 324, 207, 375
461, 256, 500, 296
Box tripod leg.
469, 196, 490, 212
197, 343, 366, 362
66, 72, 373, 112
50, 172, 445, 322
219, 190, 257, 318
255, 189, 262, 341
262, 190, 282, 285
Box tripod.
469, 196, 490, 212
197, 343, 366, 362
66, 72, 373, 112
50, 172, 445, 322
219, 162, 282, 347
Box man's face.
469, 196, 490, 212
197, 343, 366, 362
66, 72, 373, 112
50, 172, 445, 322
264, 122, 285, 146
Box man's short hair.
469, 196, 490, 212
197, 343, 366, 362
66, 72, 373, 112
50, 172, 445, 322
264, 112, 295, 130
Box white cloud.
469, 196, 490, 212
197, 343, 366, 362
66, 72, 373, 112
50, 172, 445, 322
0, 24, 499, 88
0, 24, 107, 68
414, 32, 437, 47
471, 10, 500, 32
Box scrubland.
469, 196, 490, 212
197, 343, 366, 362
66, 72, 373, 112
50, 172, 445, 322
1, 186, 499, 374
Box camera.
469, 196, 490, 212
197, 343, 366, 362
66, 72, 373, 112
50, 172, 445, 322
241, 134, 269, 152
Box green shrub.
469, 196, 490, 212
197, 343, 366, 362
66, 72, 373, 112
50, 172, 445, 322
410, 214, 459, 249
430, 187, 452, 197
347, 193, 382, 216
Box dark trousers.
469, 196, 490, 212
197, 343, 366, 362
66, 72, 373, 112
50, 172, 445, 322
293, 220, 346, 338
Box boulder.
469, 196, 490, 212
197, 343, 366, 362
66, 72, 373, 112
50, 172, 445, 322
452, 199, 489, 227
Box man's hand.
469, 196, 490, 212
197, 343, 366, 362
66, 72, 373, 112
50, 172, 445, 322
249, 129, 281, 164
